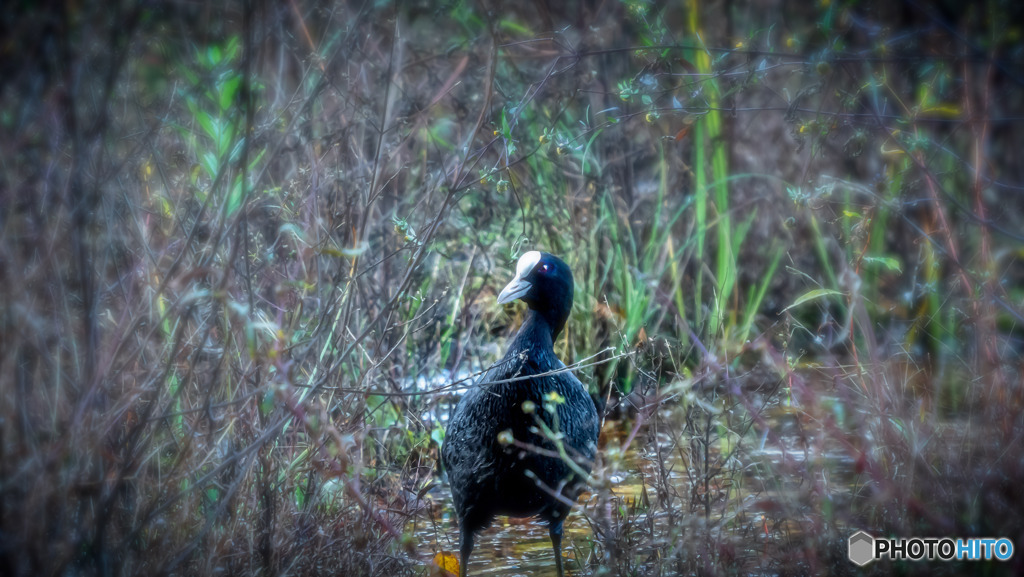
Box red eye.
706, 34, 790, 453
539, 263, 552, 273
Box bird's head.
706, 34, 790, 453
497, 251, 574, 336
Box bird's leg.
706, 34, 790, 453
459, 525, 474, 577
549, 519, 564, 577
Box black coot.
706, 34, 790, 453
442, 251, 600, 577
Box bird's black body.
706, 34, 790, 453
442, 252, 599, 577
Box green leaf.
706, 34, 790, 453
229, 136, 247, 164
862, 255, 903, 273
217, 123, 235, 157
201, 151, 218, 179
498, 18, 531, 36
430, 425, 445, 446
782, 288, 844, 312
500, 107, 511, 137
196, 110, 217, 142
248, 147, 266, 170
219, 74, 241, 111
225, 178, 244, 215
581, 128, 605, 177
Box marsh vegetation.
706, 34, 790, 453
1, 1, 1022, 576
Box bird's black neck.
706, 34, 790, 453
509, 309, 564, 354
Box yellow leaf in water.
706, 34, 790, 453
431, 552, 459, 577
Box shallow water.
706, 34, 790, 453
412, 480, 616, 576
413, 388, 864, 576
412, 418, 699, 575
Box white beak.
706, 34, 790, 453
497, 251, 540, 304
497, 276, 531, 304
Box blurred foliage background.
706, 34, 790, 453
1, 0, 1022, 575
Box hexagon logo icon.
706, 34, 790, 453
849, 531, 874, 566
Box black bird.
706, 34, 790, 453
442, 251, 600, 577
